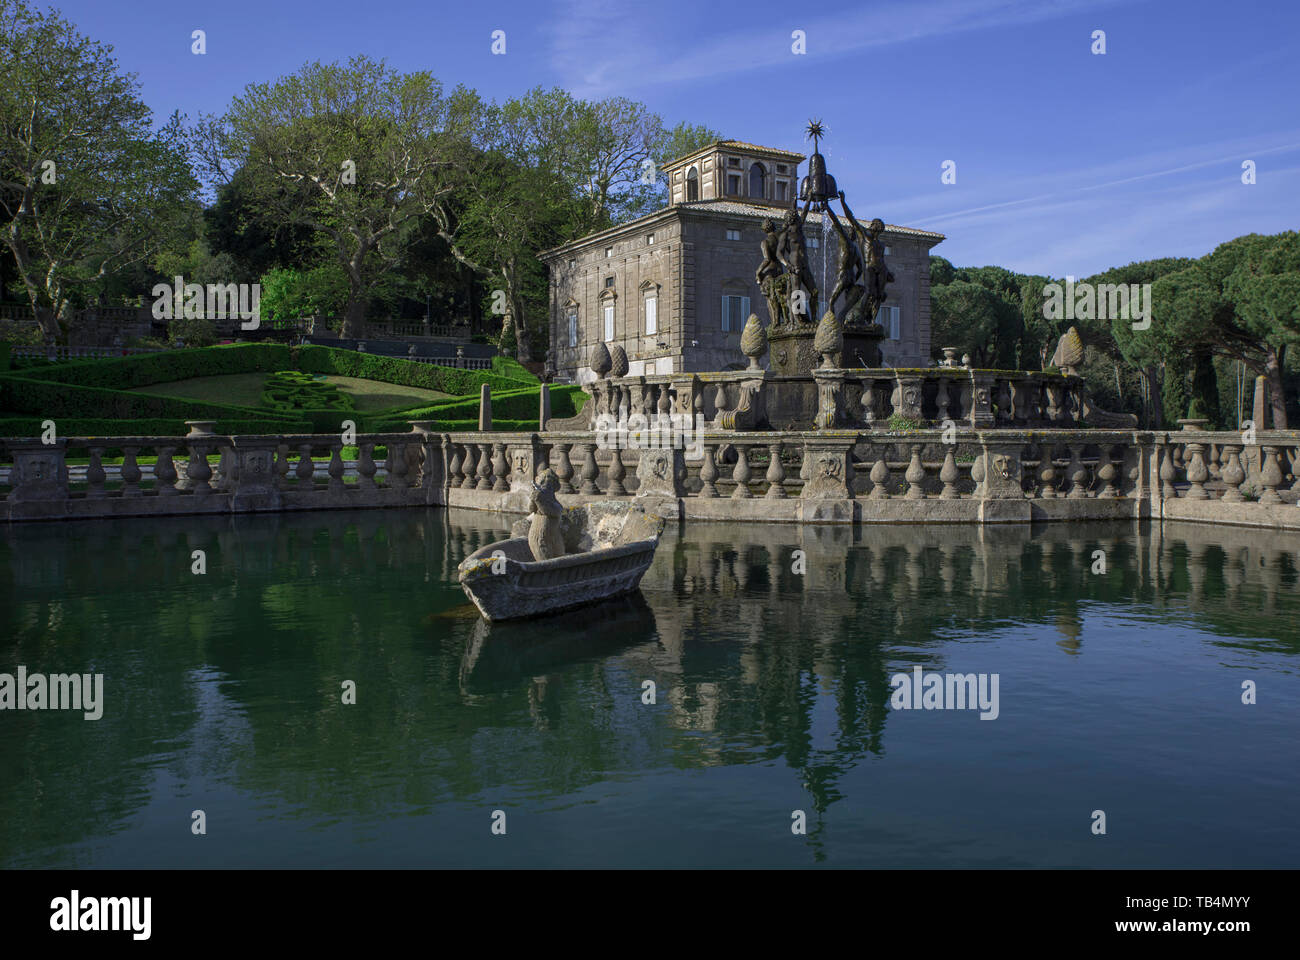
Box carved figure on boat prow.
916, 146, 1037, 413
527, 469, 565, 561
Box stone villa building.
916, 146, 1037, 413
540, 140, 945, 383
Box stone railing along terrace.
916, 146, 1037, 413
581, 367, 1140, 433
3, 422, 1298, 530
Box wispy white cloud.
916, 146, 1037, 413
545, 0, 1135, 97
907, 134, 1300, 230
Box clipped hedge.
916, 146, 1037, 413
4, 343, 291, 389
295, 345, 531, 396
0, 375, 298, 423
491, 355, 539, 383
367, 417, 541, 433
392, 383, 584, 423
261, 370, 354, 413
0, 417, 312, 439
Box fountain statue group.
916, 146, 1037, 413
757, 122, 894, 374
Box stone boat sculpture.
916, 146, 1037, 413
457, 473, 665, 621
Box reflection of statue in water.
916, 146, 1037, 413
756, 218, 787, 326
527, 469, 565, 561
777, 206, 818, 323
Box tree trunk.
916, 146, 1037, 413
1264, 346, 1288, 429
340, 292, 366, 340
1145, 365, 1163, 429
34, 304, 61, 345
513, 301, 531, 363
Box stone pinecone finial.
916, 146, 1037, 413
609, 343, 629, 378
1050, 325, 1084, 374
590, 341, 612, 378
740, 314, 767, 370
813, 310, 842, 368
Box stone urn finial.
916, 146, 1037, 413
1050, 325, 1084, 376
609, 343, 629, 378
813, 310, 842, 369
590, 341, 612, 378
740, 313, 767, 371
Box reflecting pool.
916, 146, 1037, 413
1, 510, 1297, 867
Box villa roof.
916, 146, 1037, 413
538, 200, 945, 259
663, 139, 807, 168
679, 200, 947, 241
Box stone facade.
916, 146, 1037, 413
540, 140, 945, 383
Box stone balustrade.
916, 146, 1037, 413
0, 429, 444, 520
3, 426, 1298, 529
581, 367, 1137, 433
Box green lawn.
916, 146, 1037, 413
130, 372, 454, 411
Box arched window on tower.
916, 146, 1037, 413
749, 162, 765, 200
686, 166, 699, 201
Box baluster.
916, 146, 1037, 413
1066, 444, 1089, 499
870, 455, 891, 499
1259, 445, 1283, 504
1184, 443, 1208, 500
731, 444, 752, 498
934, 378, 950, 423
189, 443, 213, 496
476, 442, 492, 490
765, 442, 786, 499
713, 383, 728, 422
940, 448, 959, 499
905, 444, 926, 499
1220, 444, 1245, 501
1095, 444, 1117, 498
460, 444, 478, 488
1207, 444, 1222, 480
556, 443, 575, 493
1038, 443, 1058, 498
121, 446, 142, 497
86, 447, 107, 499
448, 444, 463, 487
579, 443, 600, 495
607, 448, 627, 496
296, 443, 315, 487
328, 444, 345, 492
358, 442, 377, 490
861, 380, 877, 424
1160, 444, 1176, 500
156, 446, 179, 497
699, 445, 719, 498
492, 443, 508, 492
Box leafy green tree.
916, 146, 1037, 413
930, 280, 1019, 367
195, 56, 481, 338
259, 264, 349, 329
0, 0, 197, 342
1140, 234, 1298, 428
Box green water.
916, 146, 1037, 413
1, 509, 1297, 867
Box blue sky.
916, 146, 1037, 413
57, 0, 1300, 276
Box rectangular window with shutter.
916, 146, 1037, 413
876, 305, 901, 340
567, 310, 578, 347
645, 296, 657, 335
604, 304, 614, 342
721, 295, 749, 332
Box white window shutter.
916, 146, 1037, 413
646, 297, 657, 335
741, 296, 750, 322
